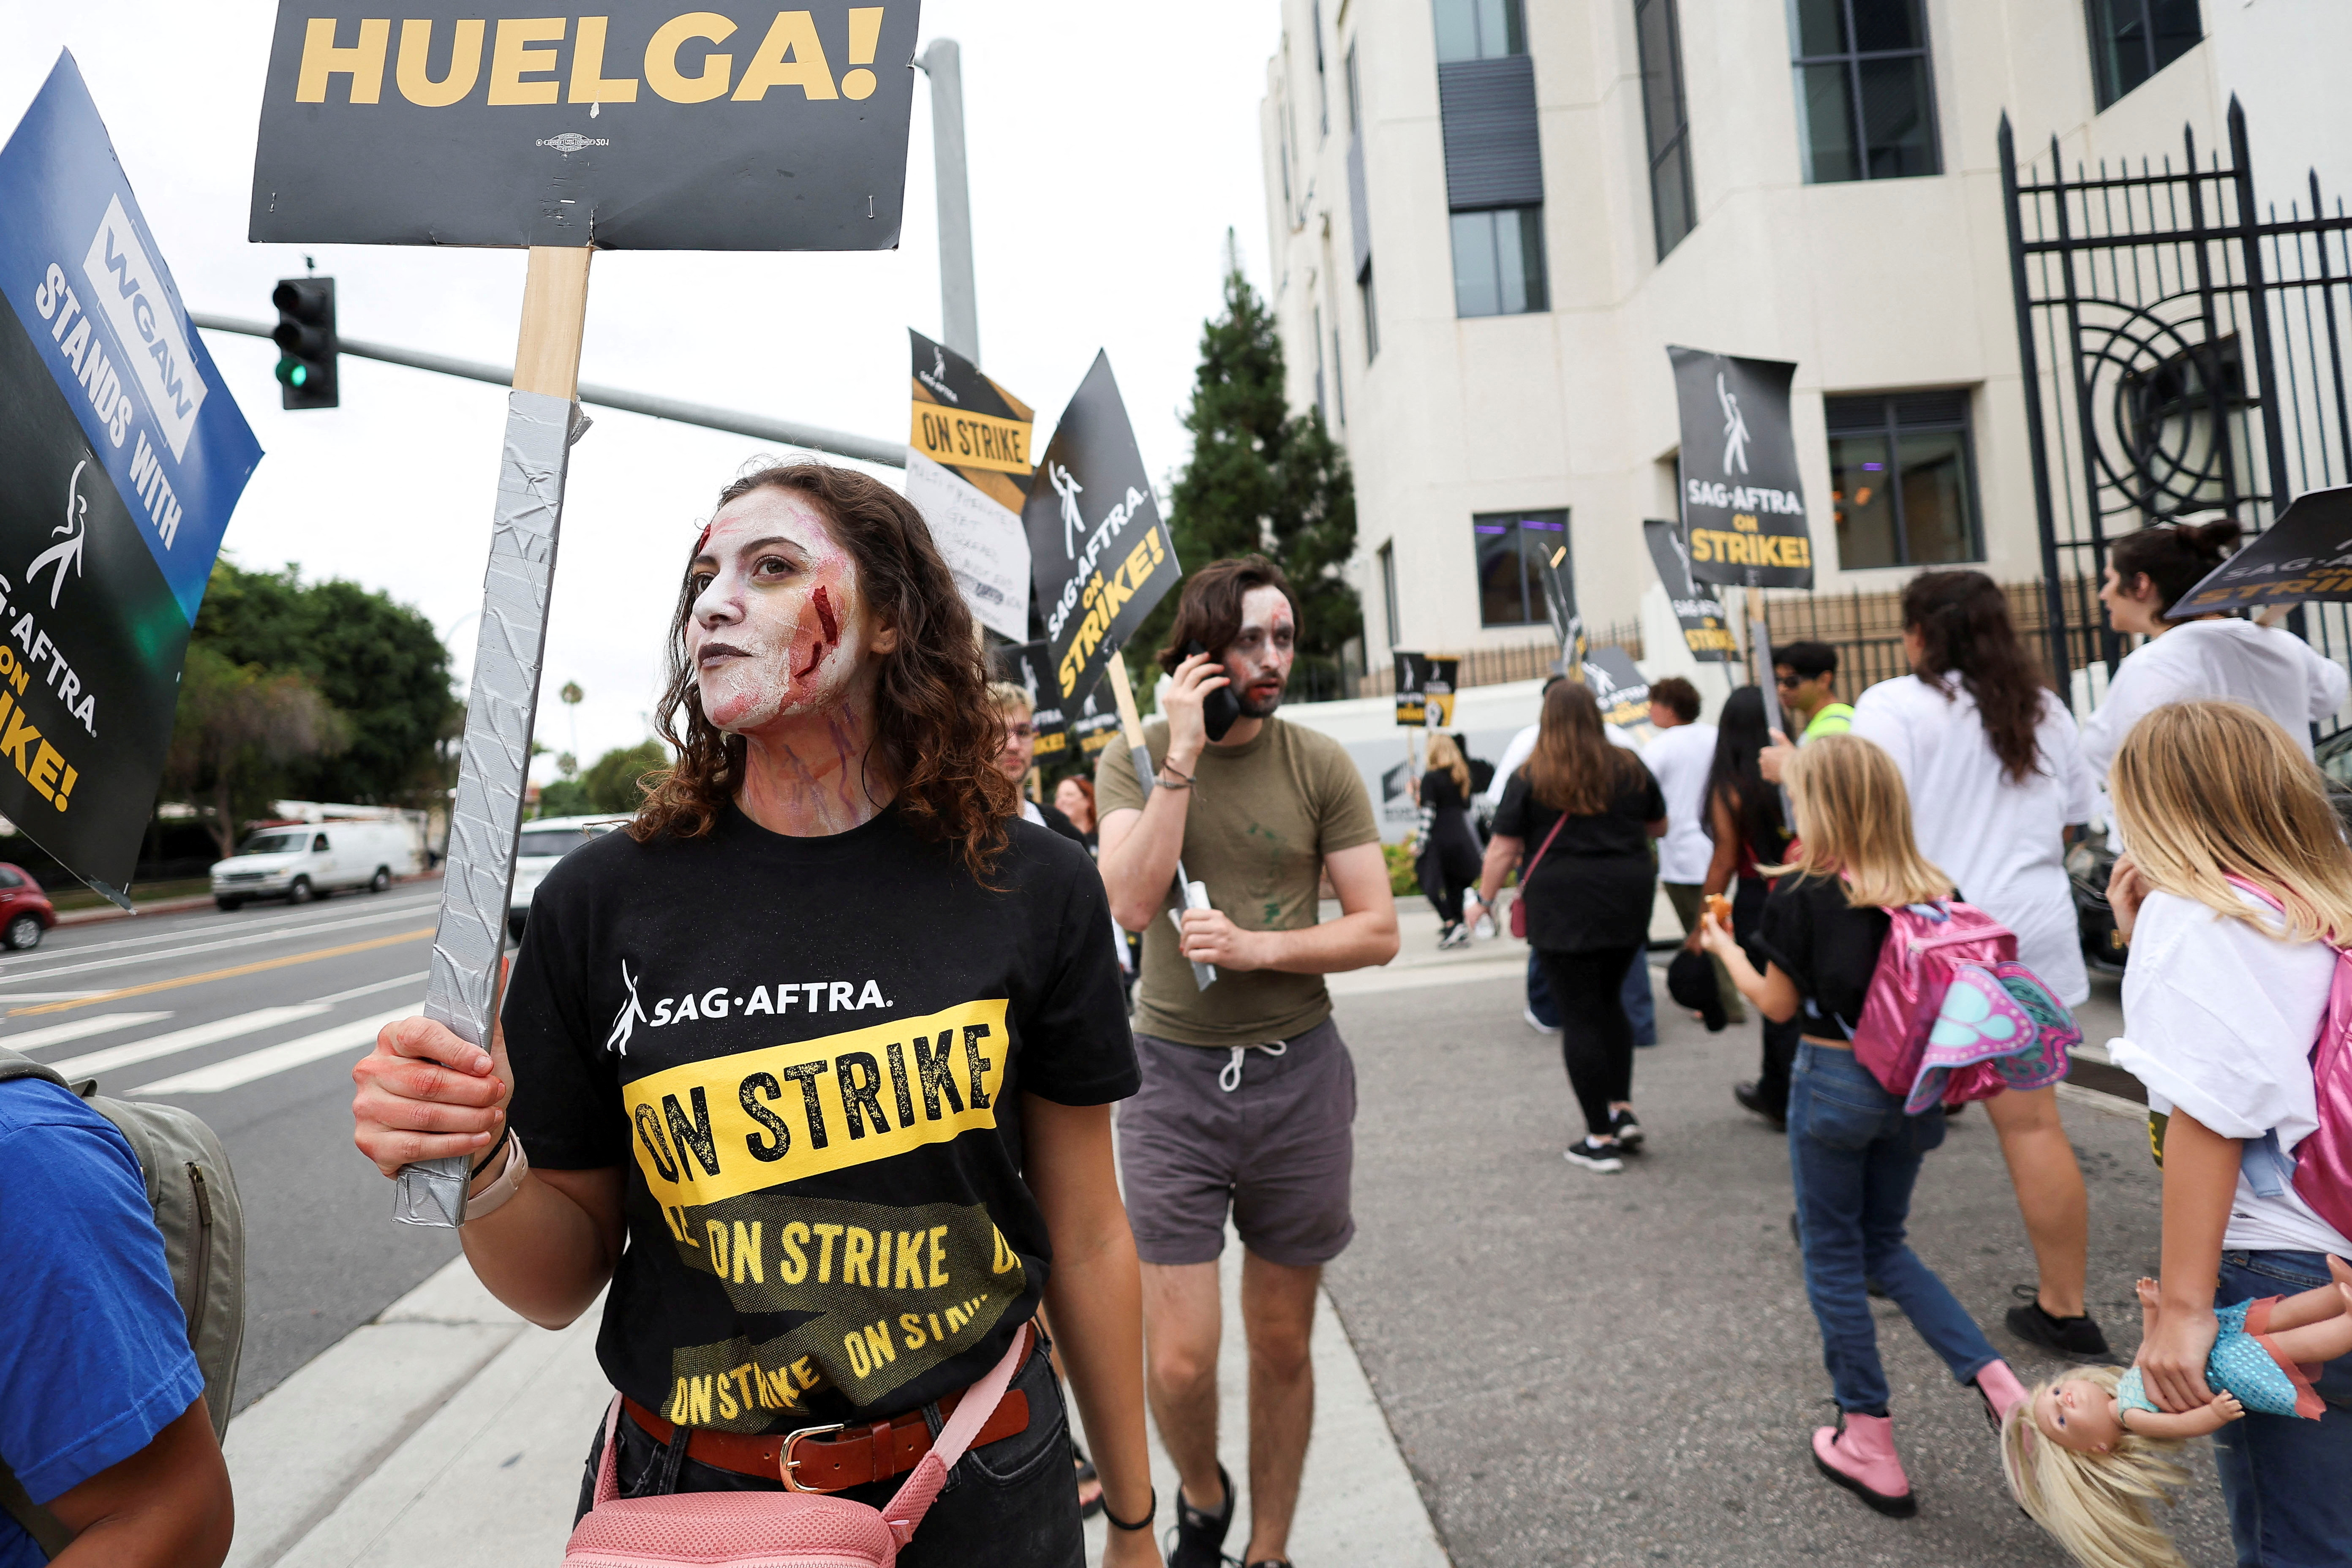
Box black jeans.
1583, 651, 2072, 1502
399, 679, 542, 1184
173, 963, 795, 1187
1536, 945, 1642, 1138
574, 1335, 1082, 1568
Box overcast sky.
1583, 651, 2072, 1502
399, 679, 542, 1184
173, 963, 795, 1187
0, 1, 1279, 780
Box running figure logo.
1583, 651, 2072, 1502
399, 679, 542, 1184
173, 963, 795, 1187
1051, 463, 1086, 558
1717, 372, 1750, 476
30, 457, 90, 609
607, 960, 648, 1056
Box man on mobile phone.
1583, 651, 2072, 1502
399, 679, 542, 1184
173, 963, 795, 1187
1094, 556, 1398, 1568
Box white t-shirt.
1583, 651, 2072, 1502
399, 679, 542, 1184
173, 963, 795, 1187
2109, 887, 2352, 1258
2079, 617, 2348, 776
1851, 675, 2096, 1004
1481, 719, 1635, 810
1643, 721, 1718, 885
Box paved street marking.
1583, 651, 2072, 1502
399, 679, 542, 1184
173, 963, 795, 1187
1, 1012, 172, 1052
135, 1006, 420, 1094
10, 930, 436, 1016
313, 971, 430, 1008
54, 1005, 334, 1079
0, 901, 438, 991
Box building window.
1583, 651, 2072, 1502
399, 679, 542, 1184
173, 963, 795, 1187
1331, 324, 1347, 426
1433, 0, 1526, 61
2085, 0, 2202, 111
1312, 0, 1329, 137
1451, 208, 1548, 317
1474, 510, 1568, 626
1789, 0, 1940, 183
1824, 390, 1980, 569
1361, 262, 1380, 361
1345, 42, 1364, 134
1313, 305, 1328, 425
1379, 541, 1402, 648
1634, 0, 1696, 258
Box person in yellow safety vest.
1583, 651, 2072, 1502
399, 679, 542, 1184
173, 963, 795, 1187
1775, 641, 1854, 741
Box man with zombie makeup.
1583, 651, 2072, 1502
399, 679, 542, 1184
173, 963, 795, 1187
1094, 555, 1398, 1568
350, 463, 1162, 1568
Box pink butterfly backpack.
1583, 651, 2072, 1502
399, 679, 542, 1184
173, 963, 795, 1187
1847, 900, 2080, 1116
2219, 878, 2352, 1245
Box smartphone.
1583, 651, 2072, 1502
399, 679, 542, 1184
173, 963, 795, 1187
1183, 640, 1243, 742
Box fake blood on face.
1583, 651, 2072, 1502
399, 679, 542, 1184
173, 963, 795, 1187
795, 585, 841, 680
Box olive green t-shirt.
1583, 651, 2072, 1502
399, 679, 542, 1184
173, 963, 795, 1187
1094, 716, 1381, 1047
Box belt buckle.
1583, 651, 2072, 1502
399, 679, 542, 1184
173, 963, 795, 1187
779, 1422, 848, 1493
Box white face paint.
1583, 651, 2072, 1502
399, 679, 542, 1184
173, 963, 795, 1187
1224, 583, 1297, 719
685, 489, 875, 735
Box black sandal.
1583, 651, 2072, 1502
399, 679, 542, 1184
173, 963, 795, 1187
1072, 1449, 1102, 1520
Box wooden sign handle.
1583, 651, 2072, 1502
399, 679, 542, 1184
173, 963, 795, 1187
515, 245, 592, 397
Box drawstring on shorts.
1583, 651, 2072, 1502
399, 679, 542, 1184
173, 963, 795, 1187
1219, 1039, 1288, 1092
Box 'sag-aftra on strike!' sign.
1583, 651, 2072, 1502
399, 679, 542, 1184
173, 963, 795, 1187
250, 4, 923, 249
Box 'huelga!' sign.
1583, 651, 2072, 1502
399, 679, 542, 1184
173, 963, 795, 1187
1024, 352, 1177, 701
250, 3, 923, 249
0, 56, 262, 901
1668, 346, 1813, 589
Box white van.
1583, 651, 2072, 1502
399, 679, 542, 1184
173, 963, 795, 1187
508, 815, 628, 938
211, 819, 419, 910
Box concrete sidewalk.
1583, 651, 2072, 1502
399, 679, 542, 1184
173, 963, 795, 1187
223, 1241, 1449, 1567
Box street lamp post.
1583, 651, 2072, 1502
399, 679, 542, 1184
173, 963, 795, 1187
917, 40, 978, 364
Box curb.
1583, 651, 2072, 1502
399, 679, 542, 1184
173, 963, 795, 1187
53, 871, 445, 927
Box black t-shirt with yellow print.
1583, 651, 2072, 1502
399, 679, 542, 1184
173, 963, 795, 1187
501, 803, 1138, 1432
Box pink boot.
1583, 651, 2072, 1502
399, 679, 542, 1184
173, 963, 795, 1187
1971, 1359, 2030, 1431
1812, 1412, 1917, 1518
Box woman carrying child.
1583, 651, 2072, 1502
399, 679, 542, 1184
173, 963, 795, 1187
2093, 700, 2352, 1567
1701, 733, 2029, 1517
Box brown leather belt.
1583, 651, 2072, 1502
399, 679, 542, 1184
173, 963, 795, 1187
621, 1380, 1031, 1494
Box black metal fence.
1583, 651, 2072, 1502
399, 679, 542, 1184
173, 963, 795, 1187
2000, 98, 2352, 736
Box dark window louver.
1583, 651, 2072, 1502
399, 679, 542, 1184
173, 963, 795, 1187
1438, 56, 1542, 211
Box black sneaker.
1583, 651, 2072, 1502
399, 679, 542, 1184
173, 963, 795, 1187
1734, 1080, 1787, 1129
1564, 1137, 1625, 1173
1609, 1108, 1645, 1152
2005, 1288, 2112, 1362
1168, 1464, 1234, 1568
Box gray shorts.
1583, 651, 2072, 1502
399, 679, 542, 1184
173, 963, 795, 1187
1116, 1017, 1357, 1268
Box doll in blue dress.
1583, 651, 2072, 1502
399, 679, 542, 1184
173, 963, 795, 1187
2001, 1262, 2352, 1568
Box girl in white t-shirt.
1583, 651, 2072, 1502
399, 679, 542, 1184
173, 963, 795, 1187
2102, 699, 2352, 1567
2080, 517, 2347, 776
1850, 571, 2107, 1364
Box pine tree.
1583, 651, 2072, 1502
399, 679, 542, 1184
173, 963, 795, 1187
1130, 235, 1360, 706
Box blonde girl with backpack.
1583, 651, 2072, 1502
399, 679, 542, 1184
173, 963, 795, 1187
2099, 699, 2352, 1568
1700, 733, 2030, 1519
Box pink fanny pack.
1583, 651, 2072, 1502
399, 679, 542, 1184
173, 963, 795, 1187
561, 1323, 1032, 1568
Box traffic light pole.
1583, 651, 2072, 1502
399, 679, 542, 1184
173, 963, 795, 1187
392, 247, 593, 1229
917, 40, 978, 365
190, 313, 904, 469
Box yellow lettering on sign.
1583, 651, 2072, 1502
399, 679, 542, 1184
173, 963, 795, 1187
624, 1001, 1008, 1211
296, 17, 390, 104
569, 15, 642, 102
487, 17, 566, 105
732, 9, 838, 101
395, 19, 484, 107
645, 11, 737, 102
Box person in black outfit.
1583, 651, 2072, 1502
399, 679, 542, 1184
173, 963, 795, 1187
1475, 682, 1666, 1173
1412, 731, 1486, 948
1691, 686, 1802, 1127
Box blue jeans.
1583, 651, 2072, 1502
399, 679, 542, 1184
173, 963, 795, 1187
1787, 1043, 2000, 1412
2213, 1249, 2352, 1567
1621, 951, 1658, 1047
1525, 950, 1560, 1029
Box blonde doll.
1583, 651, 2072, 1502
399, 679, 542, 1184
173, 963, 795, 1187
2003, 1260, 2352, 1568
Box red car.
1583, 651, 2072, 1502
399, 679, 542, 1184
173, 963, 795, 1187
0, 863, 53, 950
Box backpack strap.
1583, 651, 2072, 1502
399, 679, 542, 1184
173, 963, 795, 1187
0, 1046, 65, 1088
0, 1459, 68, 1563
880, 1322, 1034, 1548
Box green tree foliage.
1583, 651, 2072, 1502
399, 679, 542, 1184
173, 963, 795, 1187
191, 561, 458, 804
1129, 235, 1361, 707
536, 739, 668, 819
165, 645, 350, 858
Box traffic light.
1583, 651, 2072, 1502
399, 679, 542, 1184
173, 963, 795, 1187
271, 277, 338, 409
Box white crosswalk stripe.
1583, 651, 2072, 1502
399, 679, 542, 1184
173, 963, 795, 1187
133, 1006, 419, 1095
54, 1006, 332, 1080
0, 1012, 171, 1053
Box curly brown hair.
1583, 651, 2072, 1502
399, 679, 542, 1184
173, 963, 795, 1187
630, 462, 1017, 877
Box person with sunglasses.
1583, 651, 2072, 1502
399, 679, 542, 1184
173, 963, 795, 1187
1774, 642, 1853, 742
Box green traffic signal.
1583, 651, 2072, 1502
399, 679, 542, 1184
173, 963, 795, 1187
272, 277, 338, 410
273, 357, 311, 390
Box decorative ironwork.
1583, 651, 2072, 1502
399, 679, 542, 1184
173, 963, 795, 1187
2000, 97, 2352, 727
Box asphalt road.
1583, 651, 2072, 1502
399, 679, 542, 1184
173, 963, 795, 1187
1322, 926, 2232, 1568
1, 881, 458, 1414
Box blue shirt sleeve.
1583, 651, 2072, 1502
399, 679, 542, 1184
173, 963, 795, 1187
0, 1080, 204, 1505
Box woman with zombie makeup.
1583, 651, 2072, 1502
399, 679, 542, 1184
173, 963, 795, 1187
351, 463, 1162, 1567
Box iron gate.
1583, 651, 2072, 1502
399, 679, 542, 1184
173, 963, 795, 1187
2000, 97, 2352, 736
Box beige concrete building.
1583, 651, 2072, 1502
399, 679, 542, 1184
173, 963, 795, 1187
1260, 0, 2352, 678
